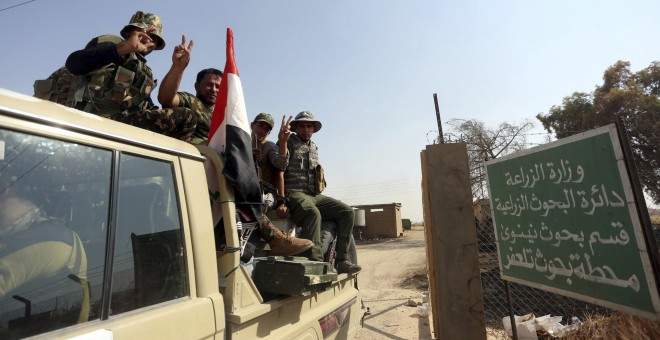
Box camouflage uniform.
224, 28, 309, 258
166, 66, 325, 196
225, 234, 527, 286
256, 140, 288, 190
34, 12, 196, 142
250, 113, 288, 193
284, 135, 319, 194
177, 92, 213, 144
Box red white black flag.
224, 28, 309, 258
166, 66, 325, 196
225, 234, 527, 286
208, 28, 263, 260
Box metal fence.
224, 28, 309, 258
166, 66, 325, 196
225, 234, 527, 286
474, 205, 612, 338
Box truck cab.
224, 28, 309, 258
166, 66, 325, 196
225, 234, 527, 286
0, 89, 361, 339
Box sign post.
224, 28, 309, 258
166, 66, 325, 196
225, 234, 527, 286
485, 124, 660, 320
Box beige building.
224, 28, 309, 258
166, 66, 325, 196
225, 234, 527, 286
352, 203, 403, 239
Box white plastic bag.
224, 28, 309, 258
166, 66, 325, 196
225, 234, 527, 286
534, 314, 563, 332
502, 314, 538, 340
416, 303, 430, 317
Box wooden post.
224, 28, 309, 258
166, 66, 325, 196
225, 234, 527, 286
421, 143, 486, 340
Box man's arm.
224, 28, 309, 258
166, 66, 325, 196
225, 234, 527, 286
275, 170, 288, 218
272, 115, 293, 170
65, 37, 122, 75
269, 142, 289, 171
0, 241, 77, 296
66, 29, 156, 75
158, 66, 184, 107
158, 35, 194, 108
275, 170, 285, 198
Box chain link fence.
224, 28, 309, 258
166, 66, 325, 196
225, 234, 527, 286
474, 200, 613, 338
428, 133, 658, 337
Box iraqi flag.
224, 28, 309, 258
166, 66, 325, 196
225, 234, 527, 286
208, 28, 263, 238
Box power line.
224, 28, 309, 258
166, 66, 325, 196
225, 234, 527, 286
0, 0, 37, 12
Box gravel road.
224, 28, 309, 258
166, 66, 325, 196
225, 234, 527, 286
354, 229, 435, 340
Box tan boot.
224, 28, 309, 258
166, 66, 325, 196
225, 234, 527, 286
260, 217, 313, 256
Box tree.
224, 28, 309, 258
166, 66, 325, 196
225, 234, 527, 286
537, 61, 660, 204
446, 119, 534, 198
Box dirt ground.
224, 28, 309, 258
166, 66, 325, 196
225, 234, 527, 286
354, 229, 435, 340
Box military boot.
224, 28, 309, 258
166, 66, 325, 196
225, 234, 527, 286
260, 216, 313, 256
336, 260, 361, 274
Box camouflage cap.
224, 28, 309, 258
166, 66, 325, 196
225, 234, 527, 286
290, 111, 322, 132
253, 113, 275, 130
120, 11, 166, 50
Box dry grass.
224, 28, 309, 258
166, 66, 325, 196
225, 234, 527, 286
562, 312, 660, 340
485, 312, 660, 339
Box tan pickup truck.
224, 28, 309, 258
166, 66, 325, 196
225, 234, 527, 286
0, 89, 361, 339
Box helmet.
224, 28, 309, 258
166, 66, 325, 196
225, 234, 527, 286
120, 11, 166, 50
290, 111, 322, 132
253, 113, 275, 130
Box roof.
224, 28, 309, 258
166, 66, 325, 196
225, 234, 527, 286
0, 88, 203, 161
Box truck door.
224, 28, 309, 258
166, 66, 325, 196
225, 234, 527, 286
0, 124, 217, 339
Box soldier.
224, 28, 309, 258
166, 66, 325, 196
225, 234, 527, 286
284, 111, 361, 274
35, 11, 197, 142
0, 147, 87, 304
155, 38, 311, 257
250, 113, 292, 218
158, 35, 222, 144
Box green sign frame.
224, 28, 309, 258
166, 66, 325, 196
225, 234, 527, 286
485, 124, 660, 320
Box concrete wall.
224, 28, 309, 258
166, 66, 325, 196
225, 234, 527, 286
353, 203, 402, 238
421, 143, 486, 340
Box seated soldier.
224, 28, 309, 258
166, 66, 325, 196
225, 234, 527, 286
0, 160, 87, 309
157, 34, 223, 145
283, 111, 361, 274
35, 11, 197, 142
250, 113, 292, 218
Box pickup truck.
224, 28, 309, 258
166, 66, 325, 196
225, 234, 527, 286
0, 89, 362, 339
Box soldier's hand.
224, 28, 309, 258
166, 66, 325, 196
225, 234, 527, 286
117, 27, 156, 56
172, 35, 194, 68
253, 148, 262, 161
276, 204, 288, 219
278, 115, 293, 142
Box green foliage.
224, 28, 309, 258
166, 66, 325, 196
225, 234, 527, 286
537, 61, 660, 204
402, 218, 412, 230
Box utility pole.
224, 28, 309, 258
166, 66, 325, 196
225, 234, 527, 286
433, 93, 444, 144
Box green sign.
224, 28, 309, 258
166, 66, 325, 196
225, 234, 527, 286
485, 124, 660, 320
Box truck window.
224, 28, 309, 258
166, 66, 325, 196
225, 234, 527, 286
110, 154, 188, 314
0, 128, 111, 339
0, 128, 188, 338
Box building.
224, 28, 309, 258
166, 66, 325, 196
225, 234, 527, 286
352, 203, 402, 239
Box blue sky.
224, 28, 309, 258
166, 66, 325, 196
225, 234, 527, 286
1, 0, 658, 222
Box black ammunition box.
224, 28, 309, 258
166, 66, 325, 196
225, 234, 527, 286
253, 256, 337, 296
